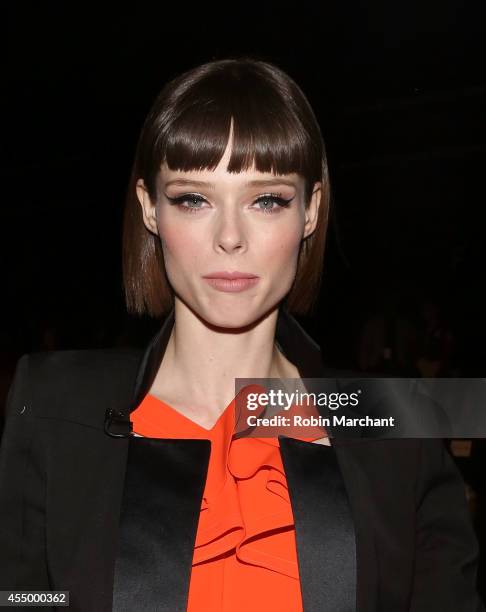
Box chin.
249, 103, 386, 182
203, 306, 261, 331
193, 297, 273, 331
177, 288, 283, 330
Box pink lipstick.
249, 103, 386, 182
202, 271, 260, 293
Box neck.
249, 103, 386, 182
148, 299, 299, 426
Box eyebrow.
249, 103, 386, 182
164, 178, 297, 189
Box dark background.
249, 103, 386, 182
4, 3, 485, 367
3, 0, 486, 596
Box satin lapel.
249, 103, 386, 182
112, 438, 211, 612
278, 436, 357, 612
276, 307, 364, 610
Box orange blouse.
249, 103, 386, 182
130, 392, 325, 612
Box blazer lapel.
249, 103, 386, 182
108, 305, 360, 611
276, 307, 359, 611
112, 438, 210, 612
278, 436, 357, 612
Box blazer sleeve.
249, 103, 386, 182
410, 437, 485, 611
0, 354, 51, 591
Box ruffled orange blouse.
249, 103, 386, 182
130, 392, 326, 612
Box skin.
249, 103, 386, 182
136, 124, 330, 445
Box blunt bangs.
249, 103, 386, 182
140, 60, 323, 203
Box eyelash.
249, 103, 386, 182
165, 192, 294, 215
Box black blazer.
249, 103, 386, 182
0, 307, 484, 612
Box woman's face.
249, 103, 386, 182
137, 137, 321, 329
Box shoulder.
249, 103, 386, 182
334, 436, 423, 480
336, 436, 466, 503
333, 435, 455, 495
25, 346, 143, 383
7, 347, 144, 427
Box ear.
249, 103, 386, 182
136, 179, 158, 236
303, 181, 323, 240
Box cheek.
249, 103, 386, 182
263, 221, 303, 263
157, 220, 203, 274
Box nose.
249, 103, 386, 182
213, 207, 247, 254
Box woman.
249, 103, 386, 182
0, 58, 483, 612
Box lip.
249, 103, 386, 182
203, 271, 259, 280
203, 277, 260, 293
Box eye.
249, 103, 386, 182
165, 193, 207, 214
164, 192, 294, 215
253, 193, 294, 214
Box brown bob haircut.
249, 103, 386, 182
122, 56, 331, 318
